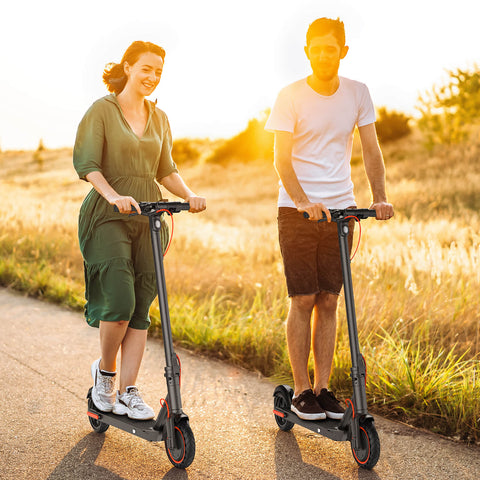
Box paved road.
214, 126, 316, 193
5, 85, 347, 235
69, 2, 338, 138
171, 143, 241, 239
1, 288, 479, 480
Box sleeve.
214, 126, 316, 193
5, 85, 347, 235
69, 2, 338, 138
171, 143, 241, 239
73, 102, 105, 181
357, 84, 376, 127
264, 87, 296, 133
155, 112, 178, 181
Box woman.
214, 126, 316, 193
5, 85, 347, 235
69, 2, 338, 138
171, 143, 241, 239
73, 41, 206, 420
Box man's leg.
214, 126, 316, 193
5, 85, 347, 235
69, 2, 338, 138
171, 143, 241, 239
311, 291, 339, 394
286, 294, 316, 396
311, 292, 345, 419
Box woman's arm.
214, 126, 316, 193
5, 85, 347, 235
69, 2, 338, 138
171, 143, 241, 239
85, 171, 141, 214
159, 172, 206, 213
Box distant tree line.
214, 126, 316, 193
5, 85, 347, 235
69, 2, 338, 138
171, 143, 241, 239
171, 65, 480, 164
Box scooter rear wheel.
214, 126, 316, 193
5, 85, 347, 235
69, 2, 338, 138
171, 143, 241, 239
351, 420, 380, 469
165, 418, 195, 469
88, 414, 109, 433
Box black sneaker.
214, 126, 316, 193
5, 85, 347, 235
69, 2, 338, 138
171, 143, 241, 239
316, 388, 345, 419
291, 389, 326, 421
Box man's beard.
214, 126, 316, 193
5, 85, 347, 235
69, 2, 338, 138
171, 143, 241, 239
311, 60, 340, 82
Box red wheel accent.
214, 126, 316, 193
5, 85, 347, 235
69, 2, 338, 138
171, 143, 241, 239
273, 409, 285, 418
352, 426, 371, 465
167, 426, 186, 464
87, 411, 99, 420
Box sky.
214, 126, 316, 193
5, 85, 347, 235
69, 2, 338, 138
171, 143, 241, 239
0, 0, 479, 150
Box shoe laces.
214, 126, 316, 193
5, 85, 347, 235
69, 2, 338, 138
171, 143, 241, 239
98, 373, 115, 394
124, 387, 145, 408
297, 389, 315, 401
325, 389, 340, 404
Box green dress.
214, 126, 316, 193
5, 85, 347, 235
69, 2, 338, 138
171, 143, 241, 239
73, 94, 177, 329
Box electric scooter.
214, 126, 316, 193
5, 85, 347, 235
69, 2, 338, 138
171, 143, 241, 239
273, 208, 380, 469
87, 201, 195, 469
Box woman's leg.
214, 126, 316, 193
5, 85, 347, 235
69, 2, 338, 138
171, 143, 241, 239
99, 320, 130, 372
118, 327, 148, 393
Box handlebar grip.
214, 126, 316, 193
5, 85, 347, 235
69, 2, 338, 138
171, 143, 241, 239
113, 201, 190, 216
303, 208, 377, 222
303, 211, 328, 222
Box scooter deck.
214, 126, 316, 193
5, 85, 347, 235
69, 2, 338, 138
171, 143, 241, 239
274, 406, 349, 441
88, 403, 164, 441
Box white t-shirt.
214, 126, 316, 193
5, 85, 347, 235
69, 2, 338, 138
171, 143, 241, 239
265, 76, 376, 209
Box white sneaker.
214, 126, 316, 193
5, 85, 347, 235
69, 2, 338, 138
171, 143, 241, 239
90, 358, 116, 412
112, 386, 155, 420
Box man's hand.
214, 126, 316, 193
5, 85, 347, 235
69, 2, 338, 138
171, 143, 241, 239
370, 201, 394, 220
297, 201, 331, 222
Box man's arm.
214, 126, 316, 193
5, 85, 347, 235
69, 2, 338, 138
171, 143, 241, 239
273, 131, 331, 221
358, 123, 394, 220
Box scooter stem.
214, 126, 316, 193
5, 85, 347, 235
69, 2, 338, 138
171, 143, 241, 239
149, 214, 183, 415
337, 219, 368, 417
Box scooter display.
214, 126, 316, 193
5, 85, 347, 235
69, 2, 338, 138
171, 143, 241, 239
273, 208, 380, 469
87, 201, 195, 469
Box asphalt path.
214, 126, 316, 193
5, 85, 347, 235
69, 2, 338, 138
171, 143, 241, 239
1, 287, 479, 480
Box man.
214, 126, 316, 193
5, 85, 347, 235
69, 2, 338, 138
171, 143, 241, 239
265, 17, 394, 420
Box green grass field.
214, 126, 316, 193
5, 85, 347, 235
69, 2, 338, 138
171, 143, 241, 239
1, 132, 479, 443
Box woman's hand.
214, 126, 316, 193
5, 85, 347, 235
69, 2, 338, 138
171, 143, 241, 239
186, 195, 206, 213
110, 195, 141, 215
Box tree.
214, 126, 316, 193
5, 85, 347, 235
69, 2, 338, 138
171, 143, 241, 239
416, 66, 480, 146
33, 138, 46, 169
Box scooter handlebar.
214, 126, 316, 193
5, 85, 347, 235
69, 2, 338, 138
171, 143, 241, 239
114, 201, 190, 216
303, 208, 377, 222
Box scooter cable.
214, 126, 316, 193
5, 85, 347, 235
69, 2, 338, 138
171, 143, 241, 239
155, 209, 175, 256
344, 215, 362, 261
160, 397, 170, 418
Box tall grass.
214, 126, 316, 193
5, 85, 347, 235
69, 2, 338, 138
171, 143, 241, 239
0, 137, 479, 443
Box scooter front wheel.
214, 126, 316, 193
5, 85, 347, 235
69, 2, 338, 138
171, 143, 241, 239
351, 420, 380, 469
165, 418, 196, 469
273, 386, 295, 431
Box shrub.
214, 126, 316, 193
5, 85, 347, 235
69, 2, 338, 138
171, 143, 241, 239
375, 107, 411, 143
172, 138, 201, 164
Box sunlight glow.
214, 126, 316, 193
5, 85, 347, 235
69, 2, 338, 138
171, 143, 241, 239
0, 0, 479, 150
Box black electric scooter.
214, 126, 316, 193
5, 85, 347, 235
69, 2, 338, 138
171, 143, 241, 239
273, 208, 380, 469
87, 201, 195, 469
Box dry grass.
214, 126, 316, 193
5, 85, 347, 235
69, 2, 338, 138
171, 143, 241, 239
0, 133, 479, 442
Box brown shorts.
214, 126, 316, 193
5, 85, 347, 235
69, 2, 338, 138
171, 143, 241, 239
277, 207, 354, 297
